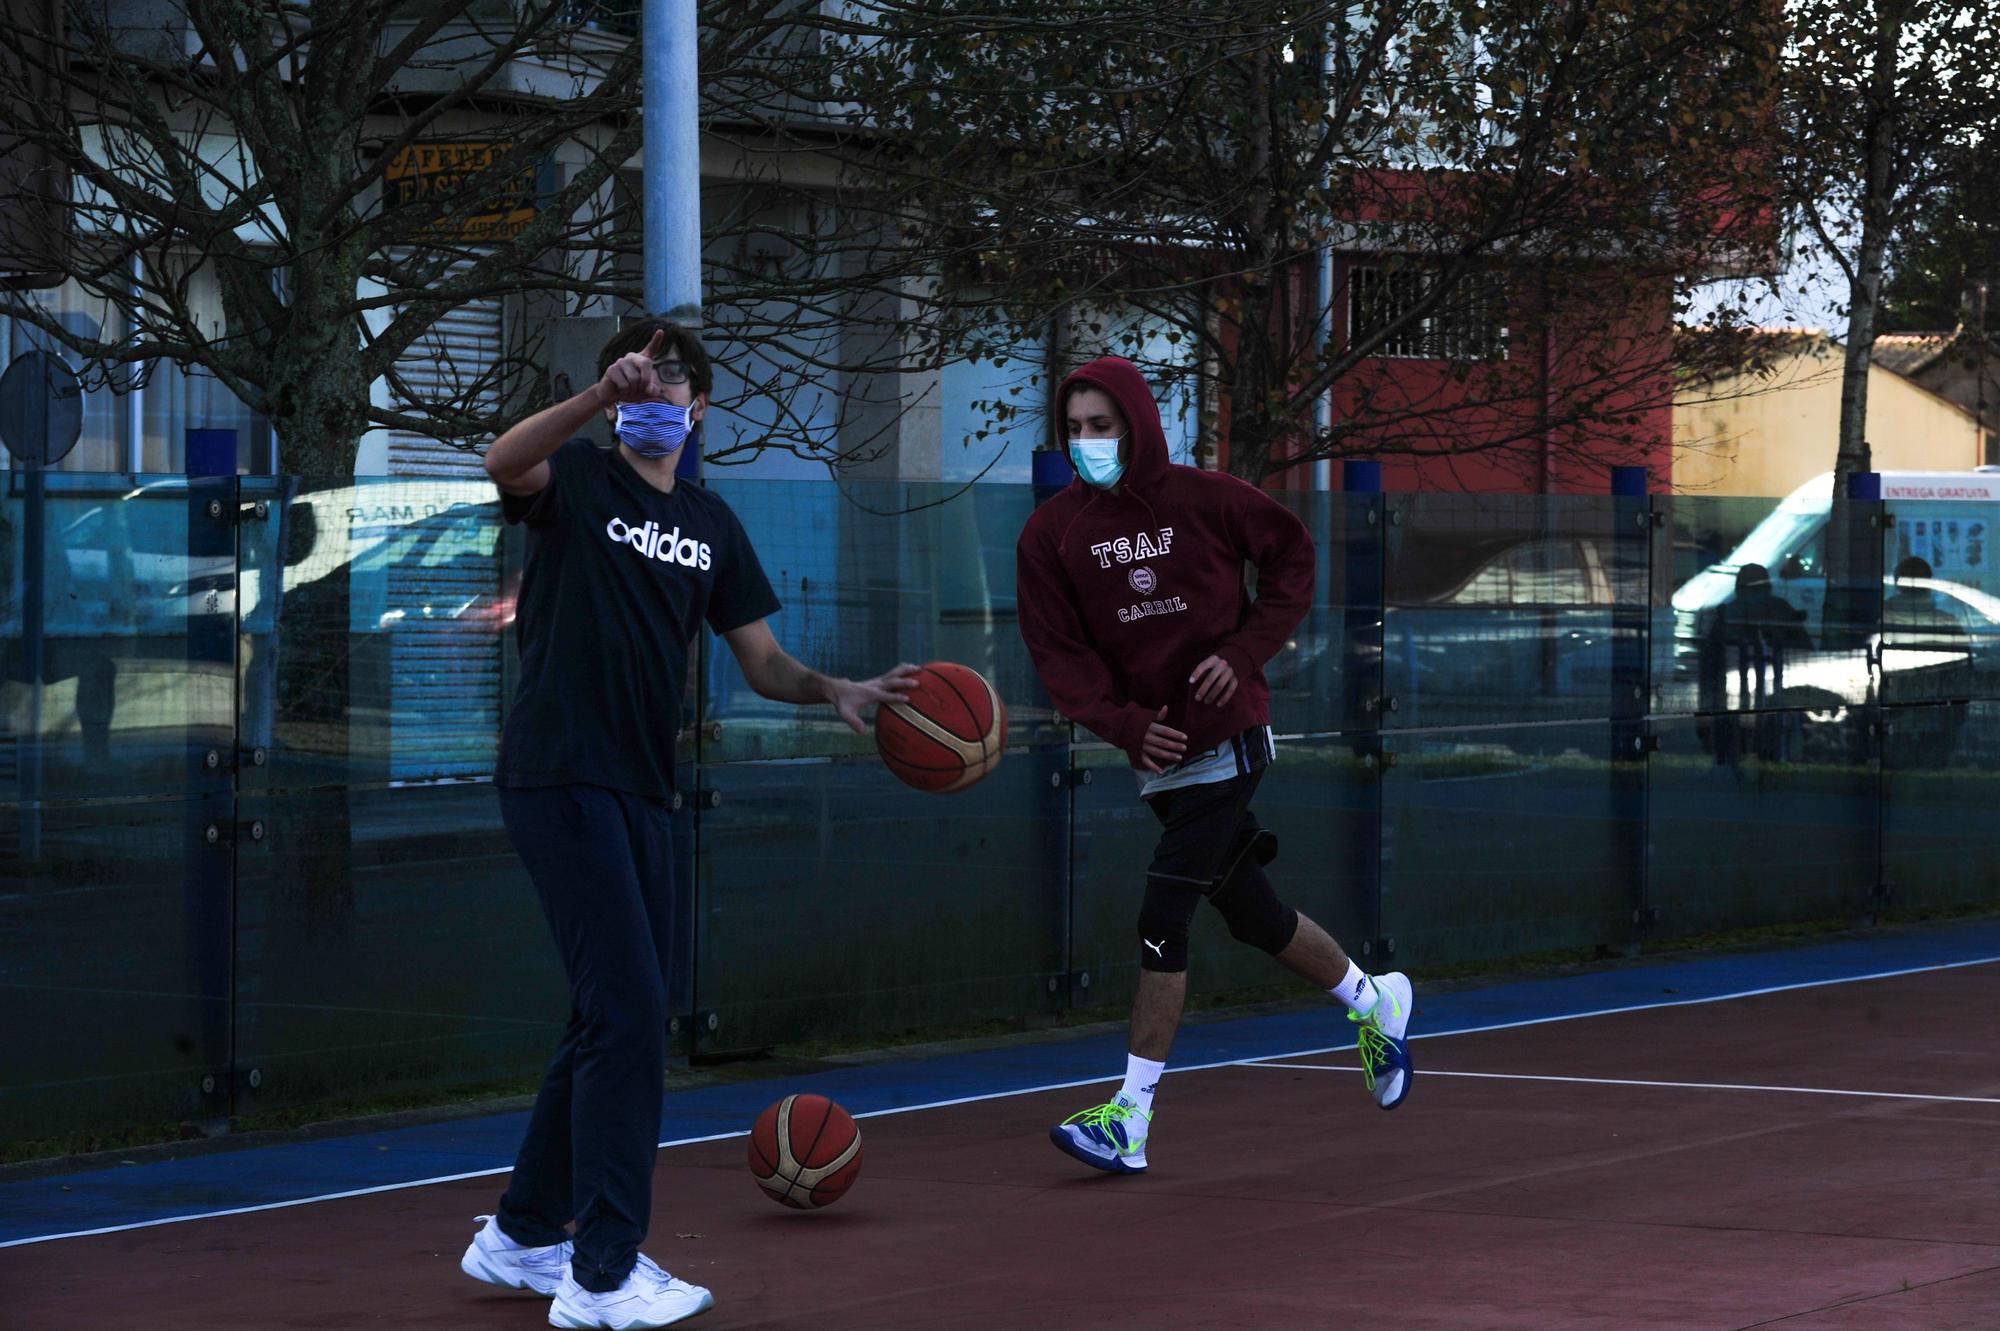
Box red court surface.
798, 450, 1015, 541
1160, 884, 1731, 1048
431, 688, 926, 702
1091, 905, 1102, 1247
4, 966, 1997, 1329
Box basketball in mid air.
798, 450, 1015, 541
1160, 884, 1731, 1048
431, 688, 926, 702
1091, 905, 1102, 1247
873, 662, 1008, 793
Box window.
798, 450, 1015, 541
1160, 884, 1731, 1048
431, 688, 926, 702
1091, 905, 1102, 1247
1347, 262, 1508, 361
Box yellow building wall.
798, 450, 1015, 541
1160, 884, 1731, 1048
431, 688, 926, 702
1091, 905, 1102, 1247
1674, 342, 1983, 496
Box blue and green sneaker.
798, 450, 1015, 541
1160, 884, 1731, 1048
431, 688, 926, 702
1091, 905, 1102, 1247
1050, 1096, 1151, 1173
1351, 971, 1415, 1110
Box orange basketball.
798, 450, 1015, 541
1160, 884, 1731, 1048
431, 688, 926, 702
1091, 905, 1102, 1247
748, 1093, 863, 1211
874, 662, 1008, 793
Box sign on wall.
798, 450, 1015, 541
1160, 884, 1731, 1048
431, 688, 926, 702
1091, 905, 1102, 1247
383, 141, 538, 242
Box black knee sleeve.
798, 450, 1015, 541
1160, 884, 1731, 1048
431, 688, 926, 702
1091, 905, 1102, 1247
1137, 875, 1202, 972
1237, 825, 1279, 869
1208, 860, 1298, 955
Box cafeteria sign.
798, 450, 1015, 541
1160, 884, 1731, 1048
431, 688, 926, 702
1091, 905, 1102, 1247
384, 141, 538, 242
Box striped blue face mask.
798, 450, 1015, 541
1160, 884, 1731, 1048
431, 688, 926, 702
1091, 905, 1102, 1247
615, 401, 696, 458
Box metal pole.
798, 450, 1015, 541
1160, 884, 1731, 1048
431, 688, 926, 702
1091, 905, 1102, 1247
1313, 28, 1335, 492
21, 462, 44, 863
1314, 245, 1334, 492
644, 0, 703, 327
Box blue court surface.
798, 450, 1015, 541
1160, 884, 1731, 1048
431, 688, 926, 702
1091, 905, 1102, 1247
6, 919, 1998, 1249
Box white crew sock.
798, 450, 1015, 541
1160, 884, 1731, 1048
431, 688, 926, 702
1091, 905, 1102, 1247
1118, 1054, 1166, 1117
1331, 959, 1379, 1015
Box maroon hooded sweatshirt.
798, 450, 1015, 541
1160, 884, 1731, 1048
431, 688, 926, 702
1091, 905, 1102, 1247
1016, 357, 1315, 768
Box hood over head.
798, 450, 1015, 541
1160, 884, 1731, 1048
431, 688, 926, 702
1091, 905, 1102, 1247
1055, 356, 1171, 492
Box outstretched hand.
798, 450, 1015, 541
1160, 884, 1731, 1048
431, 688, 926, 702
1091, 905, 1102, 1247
831, 663, 922, 734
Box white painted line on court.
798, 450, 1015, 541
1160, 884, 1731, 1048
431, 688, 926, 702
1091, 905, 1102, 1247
1221, 952, 2000, 1069
5, 950, 1996, 1250
1246, 1062, 2000, 1107
0, 1132, 748, 1250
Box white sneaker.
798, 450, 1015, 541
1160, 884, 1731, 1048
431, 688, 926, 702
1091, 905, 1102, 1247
549, 1253, 714, 1329
1349, 971, 1416, 1110
460, 1214, 572, 1296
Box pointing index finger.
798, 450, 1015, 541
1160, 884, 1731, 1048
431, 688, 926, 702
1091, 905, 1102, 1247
644, 329, 667, 359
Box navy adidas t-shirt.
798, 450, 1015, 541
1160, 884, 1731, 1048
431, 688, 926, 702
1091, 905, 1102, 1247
495, 438, 780, 800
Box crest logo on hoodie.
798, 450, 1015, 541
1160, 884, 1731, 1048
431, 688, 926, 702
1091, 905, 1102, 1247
1128, 566, 1156, 594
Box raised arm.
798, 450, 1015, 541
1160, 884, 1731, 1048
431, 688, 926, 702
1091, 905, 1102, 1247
484, 329, 666, 495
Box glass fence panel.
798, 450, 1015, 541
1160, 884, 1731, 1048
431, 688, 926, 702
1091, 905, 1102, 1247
1648, 711, 1877, 935
255, 476, 508, 791
1882, 701, 2000, 913
1064, 744, 1159, 1016
1380, 721, 1641, 967
16, 466, 2000, 1151
0, 796, 231, 1145
1384, 495, 1639, 728
230, 783, 565, 1111
690, 750, 1066, 1054
1267, 492, 1382, 736
1, 474, 237, 803
1879, 494, 2000, 705
1657, 493, 1881, 715
697, 480, 1057, 763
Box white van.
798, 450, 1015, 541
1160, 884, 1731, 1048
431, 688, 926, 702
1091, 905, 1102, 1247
1676, 470, 1999, 614
1671, 470, 2000, 691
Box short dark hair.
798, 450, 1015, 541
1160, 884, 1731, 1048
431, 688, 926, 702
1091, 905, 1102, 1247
1896, 555, 1933, 580
597, 317, 712, 398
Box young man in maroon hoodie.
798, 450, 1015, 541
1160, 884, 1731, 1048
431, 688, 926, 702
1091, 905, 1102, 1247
1017, 355, 1415, 1174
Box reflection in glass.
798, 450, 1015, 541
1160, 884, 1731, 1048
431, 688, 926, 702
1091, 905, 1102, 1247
1379, 723, 1639, 966
1384, 495, 1633, 727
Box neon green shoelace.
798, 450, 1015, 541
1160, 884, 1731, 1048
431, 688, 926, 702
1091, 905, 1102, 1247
1347, 996, 1400, 1093
1061, 1099, 1150, 1148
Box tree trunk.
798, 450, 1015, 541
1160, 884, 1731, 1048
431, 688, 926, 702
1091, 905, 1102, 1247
1227, 40, 1288, 483
1834, 3, 1902, 486
1824, 1, 1905, 648
222, 235, 375, 949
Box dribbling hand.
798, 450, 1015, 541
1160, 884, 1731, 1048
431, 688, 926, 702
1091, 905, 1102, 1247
832, 663, 921, 734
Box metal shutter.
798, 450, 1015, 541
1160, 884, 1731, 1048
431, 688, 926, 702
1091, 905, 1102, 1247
385, 296, 502, 479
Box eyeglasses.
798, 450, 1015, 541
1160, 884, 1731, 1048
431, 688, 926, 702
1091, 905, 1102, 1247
652, 359, 691, 385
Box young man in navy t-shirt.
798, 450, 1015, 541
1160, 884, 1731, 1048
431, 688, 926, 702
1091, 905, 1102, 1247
460, 319, 915, 1328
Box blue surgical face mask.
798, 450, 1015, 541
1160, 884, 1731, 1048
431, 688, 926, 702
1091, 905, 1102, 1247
616, 401, 696, 458
1068, 437, 1125, 488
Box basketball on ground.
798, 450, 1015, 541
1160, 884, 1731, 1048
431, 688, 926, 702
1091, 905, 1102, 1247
874, 661, 1007, 793
748, 1093, 863, 1211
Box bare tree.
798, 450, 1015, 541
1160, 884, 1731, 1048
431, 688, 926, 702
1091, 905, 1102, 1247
0, 2, 669, 476
811, 0, 1785, 484
1780, 0, 2000, 486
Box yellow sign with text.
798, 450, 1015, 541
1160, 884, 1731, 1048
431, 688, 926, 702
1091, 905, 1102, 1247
384, 141, 538, 243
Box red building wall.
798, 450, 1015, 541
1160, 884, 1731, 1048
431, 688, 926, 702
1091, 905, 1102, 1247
1268, 255, 1675, 495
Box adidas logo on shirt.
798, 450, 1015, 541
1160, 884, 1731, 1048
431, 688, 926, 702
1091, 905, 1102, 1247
605, 517, 712, 570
